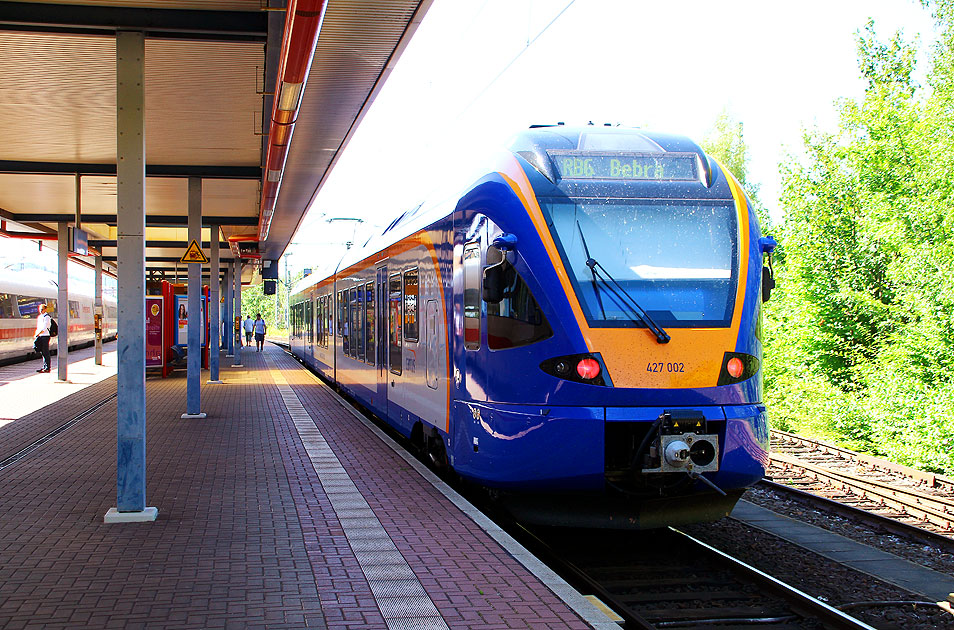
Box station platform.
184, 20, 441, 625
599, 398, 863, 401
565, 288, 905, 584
0, 343, 617, 630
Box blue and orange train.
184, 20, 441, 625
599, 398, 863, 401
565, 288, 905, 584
289, 125, 777, 528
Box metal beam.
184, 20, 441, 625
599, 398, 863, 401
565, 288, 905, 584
13, 214, 258, 227
0, 161, 261, 179
0, 2, 268, 41
90, 240, 231, 249
103, 256, 238, 263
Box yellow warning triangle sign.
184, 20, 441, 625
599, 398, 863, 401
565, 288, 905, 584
179, 239, 210, 264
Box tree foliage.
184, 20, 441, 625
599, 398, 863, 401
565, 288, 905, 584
764, 2, 954, 472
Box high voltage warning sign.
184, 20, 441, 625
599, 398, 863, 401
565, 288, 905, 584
180, 239, 209, 264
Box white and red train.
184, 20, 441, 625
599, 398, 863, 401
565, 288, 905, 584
0, 272, 117, 364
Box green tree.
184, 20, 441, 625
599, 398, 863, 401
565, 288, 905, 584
767, 4, 954, 472
701, 110, 769, 228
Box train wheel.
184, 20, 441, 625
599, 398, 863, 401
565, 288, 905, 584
427, 433, 449, 473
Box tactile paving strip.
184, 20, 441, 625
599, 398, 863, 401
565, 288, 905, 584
266, 359, 449, 630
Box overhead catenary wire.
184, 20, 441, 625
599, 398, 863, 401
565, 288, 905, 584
455, 0, 577, 120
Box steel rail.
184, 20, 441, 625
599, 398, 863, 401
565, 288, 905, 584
757, 479, 954, 553
0, 393, 117, 473
771, 429, 954, 490
669, 528, 878, 630
771, 452, 954, 530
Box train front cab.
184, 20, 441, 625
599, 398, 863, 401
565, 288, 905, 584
446, 131, 774, 528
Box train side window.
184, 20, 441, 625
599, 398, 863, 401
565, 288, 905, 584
365, 282, 375, 364
403, 268, 419, 342
388, 273, 403, 375
0, 294, 14, 318
485, 255, 553, 350
463, 243, 481, 350
16, 295, 46, 319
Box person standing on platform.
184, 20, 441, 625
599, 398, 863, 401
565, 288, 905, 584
243, 314, 253, 347
253, 313, 266, 352
33, 303, 52, 373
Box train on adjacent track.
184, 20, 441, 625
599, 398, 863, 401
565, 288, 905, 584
289, 125, 777, 528
0, 270, 118, 364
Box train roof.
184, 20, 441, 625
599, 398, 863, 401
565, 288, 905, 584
291, 125, 721, 294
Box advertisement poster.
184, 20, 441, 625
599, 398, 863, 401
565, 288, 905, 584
145, 297, 163, 367
176, 295, 188, 346
175, 294, 206, 347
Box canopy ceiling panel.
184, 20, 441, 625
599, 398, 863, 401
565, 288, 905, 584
0, 0, 432, 276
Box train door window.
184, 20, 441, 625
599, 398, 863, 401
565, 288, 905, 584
337, 290, 344, 337
322, 296, 328, 347
345, 287, 354, 358
308, 298, 314, 344
403, 268, 419, 342
425, 300, 439, 389
0, 294, 14, 318
388, 273, 402, 375
463, 242, 481, 350
355, 286, 366, 362
365, 282, 374, 364
485, 254, 553, 350
68, 301, 80, 318
325, 295, 331, 347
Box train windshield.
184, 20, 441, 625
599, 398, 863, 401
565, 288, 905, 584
542, 197, 738, 327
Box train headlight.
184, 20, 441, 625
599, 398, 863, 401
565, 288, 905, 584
726, 357, 744, 378
540, 353, 612, 386
717, 352, 760, 386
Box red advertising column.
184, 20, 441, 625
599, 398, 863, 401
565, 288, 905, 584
145, 296, 163, 370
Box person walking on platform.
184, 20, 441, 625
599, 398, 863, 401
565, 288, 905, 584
243, 314, 253, 347
33, 303, 52, 373
253, 313, 267, 352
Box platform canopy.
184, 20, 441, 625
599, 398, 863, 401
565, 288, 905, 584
0, 0, 431, 281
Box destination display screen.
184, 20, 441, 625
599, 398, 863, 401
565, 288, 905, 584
548, 151, 698, 181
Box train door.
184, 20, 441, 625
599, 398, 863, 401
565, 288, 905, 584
375, 264, 389, 412
310, 293, 317, 361
453, 220, 487, 403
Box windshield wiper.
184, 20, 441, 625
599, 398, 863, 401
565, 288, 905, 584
575, 222, 670, 344
577, 222, 607, 319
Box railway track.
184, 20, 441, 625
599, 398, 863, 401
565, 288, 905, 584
768, 429, 954, 538
518, 525, 875, 629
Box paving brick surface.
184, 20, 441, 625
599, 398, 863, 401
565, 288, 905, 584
0, 345, 592, 629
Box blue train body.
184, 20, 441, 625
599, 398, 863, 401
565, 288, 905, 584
289, 126, 775, 528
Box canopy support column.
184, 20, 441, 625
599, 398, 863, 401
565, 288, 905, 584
56, 222, 69, 383
232, 259, 242, 367
182, 177, 206, 418
94, 253, 103, 365
208, 229, 222, 384
106, 30, 157, 524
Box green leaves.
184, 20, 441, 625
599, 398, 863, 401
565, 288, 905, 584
766, 3, 954, 473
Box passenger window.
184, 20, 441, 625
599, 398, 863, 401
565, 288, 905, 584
0, 294, 14, 318
403, 269, 419, 342
388, 273, 403, 374
463, 243, 481, 350
486, 252, 552, 350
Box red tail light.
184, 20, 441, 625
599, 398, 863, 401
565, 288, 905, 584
576, 358, 601, 379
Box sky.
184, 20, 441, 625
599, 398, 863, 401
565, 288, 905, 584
286, 0, 938, 274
